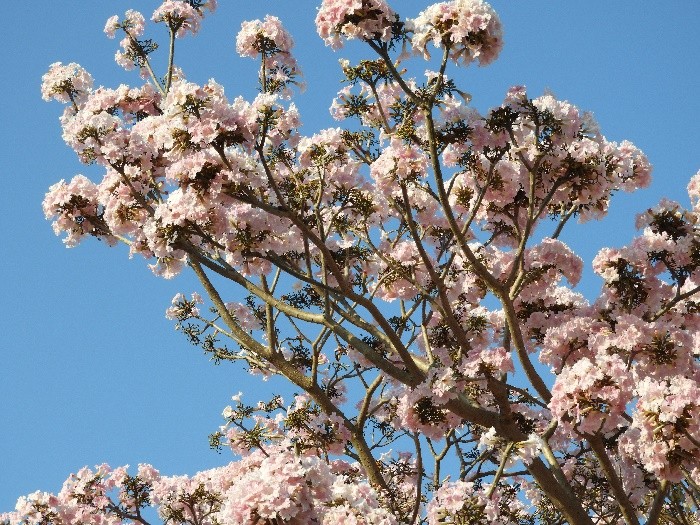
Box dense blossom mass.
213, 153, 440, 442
316, 0, 397, 49
10, 0, 700, 524
410, 0, 503, 66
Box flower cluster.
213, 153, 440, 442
426, 480, 527, 525
1, 452, 396, 525
316, 0, 397, 49
622, 377, 700, 481
152, 1, 207, 38
236, 15, 294, 60
549, 353, 634, 435
41, 62, 93, 106
409, 0, 503, 66
104, 9, 146, 39
42, 175, 112, 247
105, 1, 217, 75
236, 15, 302, 98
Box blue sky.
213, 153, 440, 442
0, 1, 698, 510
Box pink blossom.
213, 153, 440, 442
42, 175, 114, 248
526, 238, 583, 286
426, 479, 524, 524
104, 10, 146, 39
236, 15, 302, 97
549, 353, 633, 436
370, 138, 428, 197
622, 376, 700, 481
410, 0, 503, 66
41, 62, 93, 106
104, 15, 120, 38
388, 383, 463, 440
316, 0, 396, 50
237, 15, 294, 59
687, 170, 700, 211
461, 346, 514, 377
152, 1, 203, 37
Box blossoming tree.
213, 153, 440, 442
6, 0, 700, 523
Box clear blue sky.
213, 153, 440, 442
0, 1, 698, 510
